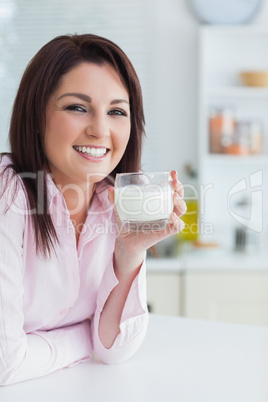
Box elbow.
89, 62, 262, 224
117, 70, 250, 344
93, 312, 149, 365
98, 349, 135, 365
97, 327, 148, 365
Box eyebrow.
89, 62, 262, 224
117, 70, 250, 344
57, 92, 129, 105
110, 99, 129, 105
57, 92, 92, 102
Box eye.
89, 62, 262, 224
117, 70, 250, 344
65, 104, 87, 113
108, 109, 127, 117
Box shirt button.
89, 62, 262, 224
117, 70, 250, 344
60, 308, 69, 316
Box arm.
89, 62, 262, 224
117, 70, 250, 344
98, 247, 144, 348
92, 171, 186, 363
0, 175, 91, 386
91, 254, 148, 364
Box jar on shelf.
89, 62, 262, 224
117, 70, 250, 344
249, 121, 263, 154
209, 107, 236, 154
223, 120, 263, 155
224, 121, 251, 155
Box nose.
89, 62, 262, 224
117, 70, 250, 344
85, 112, 109, 139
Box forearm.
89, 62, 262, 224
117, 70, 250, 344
98, 249, 144, 348
0, 320, 92, 386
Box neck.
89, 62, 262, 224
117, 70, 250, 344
61, 181, 96, 217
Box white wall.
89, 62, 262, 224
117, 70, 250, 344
252, 0, 268, 23
146, 0, 199, 177
148, 0, 268, 179
0, 0, 268, 179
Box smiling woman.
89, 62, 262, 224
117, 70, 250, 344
0, 34, 186, 386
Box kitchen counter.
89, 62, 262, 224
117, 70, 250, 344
146, 245, 268, 272
1, 314, 268, 402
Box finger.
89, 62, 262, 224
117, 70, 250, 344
173, 179, 184, 198
173, 192, 187, 217
170, 170, 177, 181
170, 170, 184, 198
168, 212, 185, 233
156, 214, 184, 241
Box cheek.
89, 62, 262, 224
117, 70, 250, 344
45, 114, 76, 148
113, 122, 131, 153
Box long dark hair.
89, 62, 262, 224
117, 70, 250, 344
0, 34, 145, 257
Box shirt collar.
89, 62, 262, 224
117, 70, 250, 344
46, 171, 114, 220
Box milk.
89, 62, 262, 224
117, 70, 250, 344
115, 184, 174, 228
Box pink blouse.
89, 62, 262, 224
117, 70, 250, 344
0, 155, 148, 386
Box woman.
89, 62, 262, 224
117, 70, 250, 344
0, 34, 186, 385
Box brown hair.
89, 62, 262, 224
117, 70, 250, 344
1, 34, 145, 257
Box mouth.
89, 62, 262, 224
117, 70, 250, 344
73, 145, 109, 158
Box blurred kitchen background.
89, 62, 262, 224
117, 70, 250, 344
1, 0, 268, 326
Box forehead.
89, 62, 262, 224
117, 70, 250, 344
55, 62, 129, 97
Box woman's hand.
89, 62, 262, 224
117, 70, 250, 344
108, 170, 187, 277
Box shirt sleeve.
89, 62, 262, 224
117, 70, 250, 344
0, 174, 92, 386
92, 255, 149, 364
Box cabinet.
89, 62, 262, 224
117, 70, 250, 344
182, 272, 268, 326
146, 269, 268, 327
197, 26, 268, 249
146, 272, 181, 316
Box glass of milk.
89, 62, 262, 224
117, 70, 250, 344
114, 172, 174, 231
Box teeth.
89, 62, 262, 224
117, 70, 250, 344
74, 146, 107, 157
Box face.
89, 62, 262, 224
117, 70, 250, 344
44, 62, 131, 188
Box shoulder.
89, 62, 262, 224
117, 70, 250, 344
0, 154, 27, 212
0, 154, 23, 189
0, 154, 17, 188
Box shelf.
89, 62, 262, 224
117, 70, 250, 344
198, 25, 268, 251
207, 87, 268, 99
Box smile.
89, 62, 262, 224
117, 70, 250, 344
73, 145, 108, 157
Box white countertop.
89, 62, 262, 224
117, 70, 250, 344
146, 246, 268, 272
1, 314, 268, 402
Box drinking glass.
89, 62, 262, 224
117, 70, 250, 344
114, 172, 174, 231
